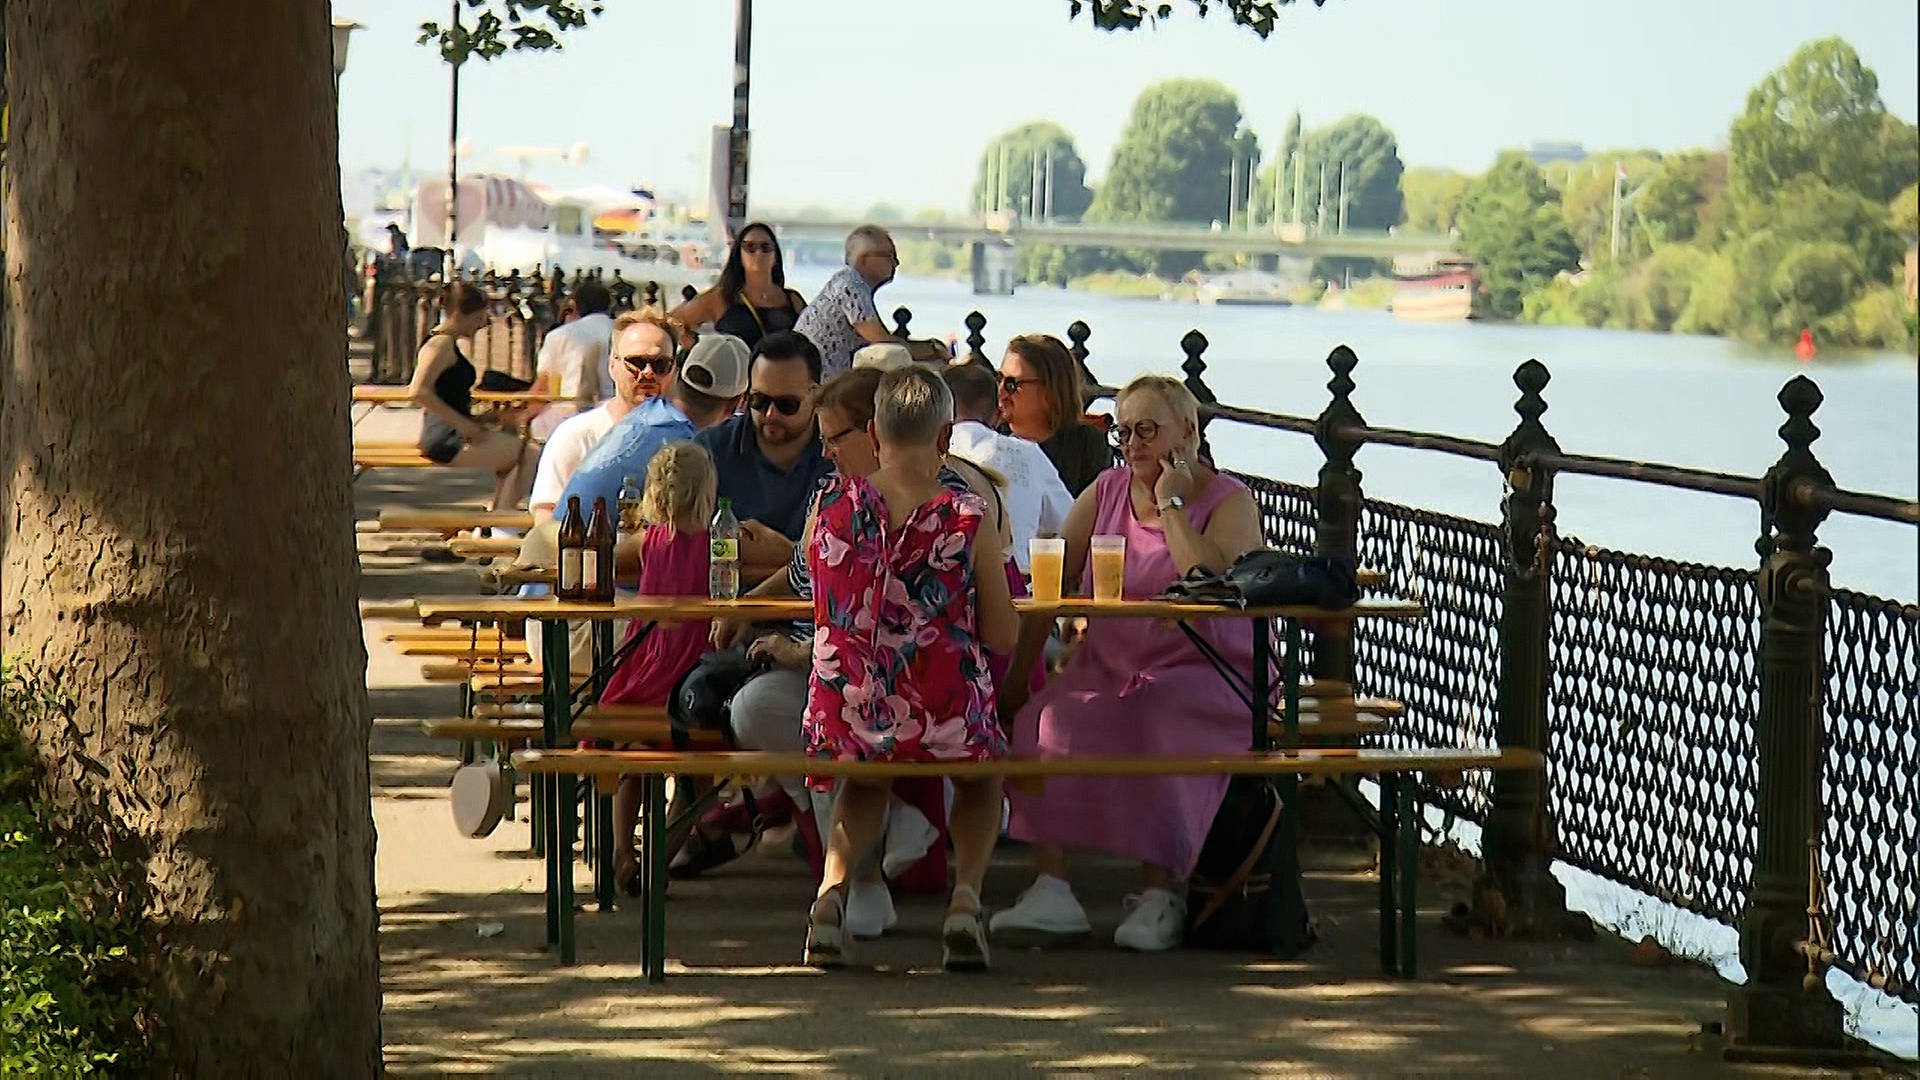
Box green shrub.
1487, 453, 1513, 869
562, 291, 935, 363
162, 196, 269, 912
0, 662, 146, 1076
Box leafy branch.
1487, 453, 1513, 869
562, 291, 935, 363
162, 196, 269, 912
419, 0, 1318, 64
1066, 0, 1328, 39
418, 0, 604, 64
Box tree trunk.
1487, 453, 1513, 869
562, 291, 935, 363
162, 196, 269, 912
2, 2, 381, 1071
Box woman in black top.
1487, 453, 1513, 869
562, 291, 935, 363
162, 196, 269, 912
998, 333, 1111, 496
672, 222, 806, 350
410, 281, 538, 511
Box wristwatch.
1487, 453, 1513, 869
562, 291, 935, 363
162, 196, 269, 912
1156, 494, 1186, 514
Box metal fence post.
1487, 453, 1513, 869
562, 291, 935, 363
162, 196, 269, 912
1180, 330, 1217, 462
892, 306, 913, 340
1066, 320, 1097, 402
1477, 359, 1570, 934
1727, 375, 1843, 1050
1310, 345, 1365, 686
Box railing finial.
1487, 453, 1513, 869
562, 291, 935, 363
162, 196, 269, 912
964, 311, 988, 367
1067, 320, 1097, 400
1180, 329, 1216, 409
892, 307, 913, 340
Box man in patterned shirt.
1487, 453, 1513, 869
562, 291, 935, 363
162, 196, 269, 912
794, 224, 945, 376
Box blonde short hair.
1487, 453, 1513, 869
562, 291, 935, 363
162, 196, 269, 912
614, 306, 692, 351
640, 441, 717, 533
874, 365, 952, 447
1115, 375, 1201, 446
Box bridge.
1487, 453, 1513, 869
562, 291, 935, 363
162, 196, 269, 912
762, 215, 1459, 261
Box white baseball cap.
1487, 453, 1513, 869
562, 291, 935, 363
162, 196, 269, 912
680, 334, 752, 398
852, 342, 914, 372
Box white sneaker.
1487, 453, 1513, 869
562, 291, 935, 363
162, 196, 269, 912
845, 880, 898, 939
989, 877, 1092, 947
1114, 888, 1186, 952
880, 800, 940, 879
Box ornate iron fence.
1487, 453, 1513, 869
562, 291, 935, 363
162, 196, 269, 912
937, 310, 1917, 1038
361, 257, 695, 385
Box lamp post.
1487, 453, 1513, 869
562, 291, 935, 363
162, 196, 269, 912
330, 18, 362, 91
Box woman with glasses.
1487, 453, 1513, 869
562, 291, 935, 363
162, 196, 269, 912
998, 334, 1111, 496
670, 222, 805, 350
990, 374, 1265, 955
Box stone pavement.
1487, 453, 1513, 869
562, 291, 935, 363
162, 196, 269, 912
353, 404, 1873, 1078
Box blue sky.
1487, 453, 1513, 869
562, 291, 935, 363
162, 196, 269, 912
331, 0, 1919, 213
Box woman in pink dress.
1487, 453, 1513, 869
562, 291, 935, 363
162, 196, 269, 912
597, 441, 717, 892
992, 375, 1266, 953
802, 367, 1019, 971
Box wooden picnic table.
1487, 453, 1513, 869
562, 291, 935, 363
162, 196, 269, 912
411, 591, 1426, 968
351, 385, 569, 405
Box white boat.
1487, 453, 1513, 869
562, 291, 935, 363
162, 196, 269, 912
409, 174, 715, 294
1191, 271, 1295, 307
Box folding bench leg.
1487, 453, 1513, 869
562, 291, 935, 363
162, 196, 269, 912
594, 780, 616, 912
641, 774, 669, 983
1395, 775, 1418, 978
1378, 773, 1400, 974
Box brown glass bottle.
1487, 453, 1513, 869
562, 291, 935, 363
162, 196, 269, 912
556, 495, 586, 602
586, 496, 616, 603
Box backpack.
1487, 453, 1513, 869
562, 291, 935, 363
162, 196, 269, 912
666, 646, 761, 750
1162, 549, 1360, 610
1185, 776, 1316, 954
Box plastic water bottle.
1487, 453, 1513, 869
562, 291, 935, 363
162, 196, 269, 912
708, 497, 740, 600
617, 474, 644, 539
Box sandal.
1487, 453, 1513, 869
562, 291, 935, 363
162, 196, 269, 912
666, 828, 740, 880
615, 858, 642, 898
805, 883, 851, 969
941, 884, 990, 972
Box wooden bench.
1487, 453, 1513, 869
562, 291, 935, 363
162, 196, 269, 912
378, 508, 533, 533
513, 745, 1544, 976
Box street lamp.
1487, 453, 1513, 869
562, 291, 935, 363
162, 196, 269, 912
331, 18, 362, 87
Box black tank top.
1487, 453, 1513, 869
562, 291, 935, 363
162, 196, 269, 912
428, 333, 477, 419
713, 290, 801, 349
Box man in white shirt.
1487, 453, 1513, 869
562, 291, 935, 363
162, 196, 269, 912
527, 308, 683, 522
528, 279, 616, 441
942, 362, 1073, 573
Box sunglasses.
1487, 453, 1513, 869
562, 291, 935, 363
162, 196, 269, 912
619, 354, 675, 376
740, 241, 776, 255
1110, 420, 1162, 446
748, 391, 807, 417
999, 375, 1041, 396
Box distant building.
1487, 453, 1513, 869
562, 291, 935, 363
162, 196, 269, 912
1524, 141, 1588, 166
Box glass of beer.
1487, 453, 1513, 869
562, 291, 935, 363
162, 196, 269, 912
1029, 537, 1065, 603
1090, 535, 1127, 603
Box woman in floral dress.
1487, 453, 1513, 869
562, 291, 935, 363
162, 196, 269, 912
802, 366, 1019, 972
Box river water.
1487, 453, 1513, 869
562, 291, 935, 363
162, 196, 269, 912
786, 270, 1919, 601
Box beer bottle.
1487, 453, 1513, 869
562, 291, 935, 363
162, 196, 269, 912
556, 495, 586, 602
587, 496, 616, 603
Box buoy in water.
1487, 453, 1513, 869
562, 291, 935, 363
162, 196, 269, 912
1794, 328, 1817, 362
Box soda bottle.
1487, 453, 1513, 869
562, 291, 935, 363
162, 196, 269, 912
556, 496, 586, 602
708, 497, 740, 600
617, 474, 644, 538
586, 496, 616, 603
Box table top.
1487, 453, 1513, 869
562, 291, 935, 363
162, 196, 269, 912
512, 745, 1538, 779
352, 386, 567, 405
412, 594, 1426, 624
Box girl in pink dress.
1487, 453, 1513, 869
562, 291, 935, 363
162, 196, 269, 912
992, 375, 1267, 954
598, 441, 717, 891
802, 366, 1019, 972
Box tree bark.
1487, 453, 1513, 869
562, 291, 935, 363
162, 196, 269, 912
2, 2, 380, 1071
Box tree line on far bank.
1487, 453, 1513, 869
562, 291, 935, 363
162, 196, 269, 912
917, 37, 1917, 349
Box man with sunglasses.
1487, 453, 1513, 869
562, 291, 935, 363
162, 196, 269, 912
793, 224, 948, 376
693, 331, 834, 572
528, 308, 670, 523
554, 326, 750, 527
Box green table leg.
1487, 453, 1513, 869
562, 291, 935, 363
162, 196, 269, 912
1275, 618, 1307, 955
591, 621, 616, 912
644, 774, 668, 982
540, 617, 571, 950
1396, 775, 1418, 978
1379, 772, 1401, 974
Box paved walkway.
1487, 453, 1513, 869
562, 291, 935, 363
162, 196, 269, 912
354, 404, 1856, 1078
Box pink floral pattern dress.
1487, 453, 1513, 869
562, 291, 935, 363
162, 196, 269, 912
803, 474, 1006, 785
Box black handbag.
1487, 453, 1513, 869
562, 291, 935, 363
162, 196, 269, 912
666, 647, 761, 749
1162, 549, 1360, 609
1185, 777, 1315, 953
476, 369, 533, 393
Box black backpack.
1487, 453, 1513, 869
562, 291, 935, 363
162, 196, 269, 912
1185, 777, 1315, 954
1162, 549, 1360, 610
666, 647, 760, 749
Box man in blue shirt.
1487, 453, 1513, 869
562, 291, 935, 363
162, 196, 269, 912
558, 329, 749, 518
694, 331, 834, 573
